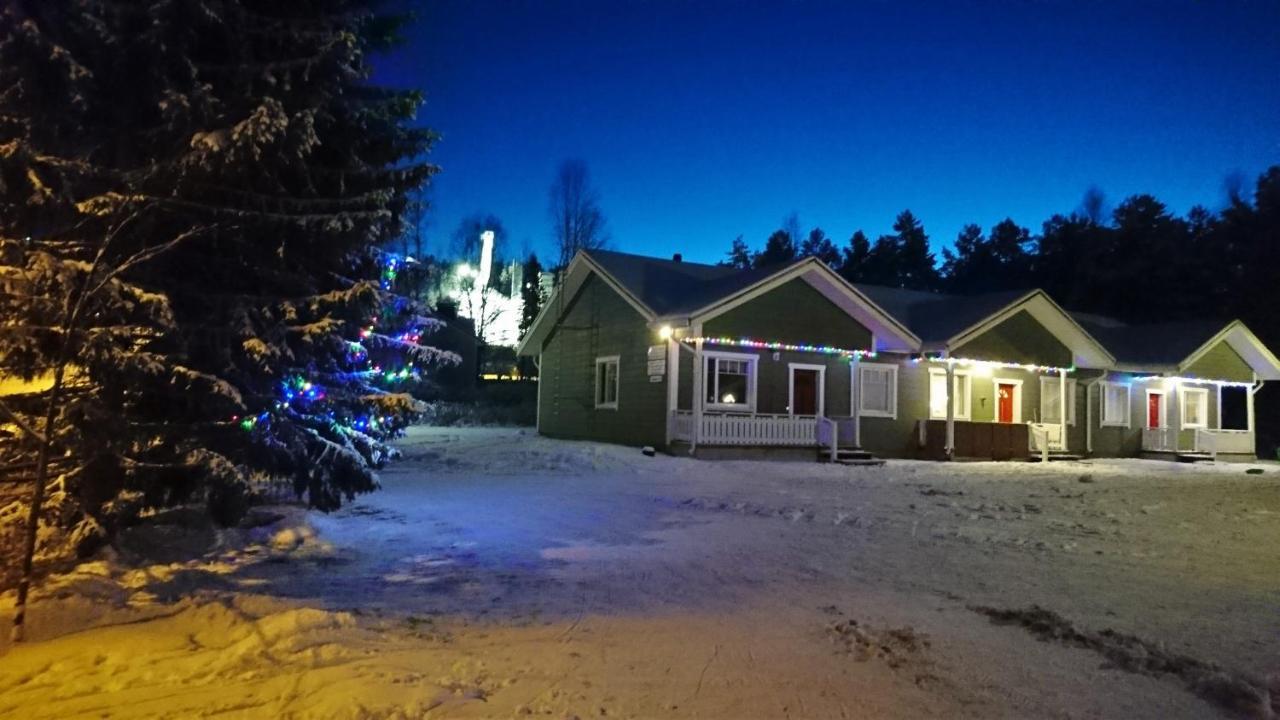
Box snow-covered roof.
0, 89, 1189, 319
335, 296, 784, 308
584, 249, 789, 317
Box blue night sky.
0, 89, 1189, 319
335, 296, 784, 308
375, 1, 1280, 265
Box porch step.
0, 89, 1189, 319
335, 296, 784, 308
818, 447, 886, 466
835, 458, 887, 466
1176, 452, 1215, 463
1028, 452, 1085, 462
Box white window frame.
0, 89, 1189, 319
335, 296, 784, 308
1100, 381, 1130, 428
991, 377, 1023, 423
928, 368, 972, 421
787, 363, 826, 417
703, 350, 757, 412
594, 355, 620, 409
1180, 386, 1209, 429
856, 362, 898, 419
1039, 376, 1078, 425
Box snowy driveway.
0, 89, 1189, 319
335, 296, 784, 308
290, 427, 1280, 717
3, 426, 1279, 719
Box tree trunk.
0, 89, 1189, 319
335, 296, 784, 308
11, 367, 65, 642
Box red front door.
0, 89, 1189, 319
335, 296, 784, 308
997, 383, 1016, 423
1148, 393, 1162, 428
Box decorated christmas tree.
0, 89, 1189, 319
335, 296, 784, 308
0, 0, 452, 592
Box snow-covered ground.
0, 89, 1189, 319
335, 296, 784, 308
3, 426, 1279, 718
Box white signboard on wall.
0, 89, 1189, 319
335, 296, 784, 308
647, 344, 666, 381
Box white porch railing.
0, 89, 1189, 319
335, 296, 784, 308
1142, 427, 1178, 453
1141, 428, 1254, 456
1201, 429, 1254, 455
817, 417, 859, 461
1027, 423, 1065, 453
671, 410, 819, 447
670, 411, 696, 443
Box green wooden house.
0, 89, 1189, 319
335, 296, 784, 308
517, 250, 1280, 462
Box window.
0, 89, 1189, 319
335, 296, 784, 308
1039, 376, 1077, 425
1181, 386, 1209, 428
594, 356, 619, 409
928, 369, 971, 420
858, 363, 898, 418
1100, 382, 1130, 427
704, 352, 756, 411
1220, 386, 1249, 430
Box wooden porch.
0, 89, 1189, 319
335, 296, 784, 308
918, 419, 1032, 461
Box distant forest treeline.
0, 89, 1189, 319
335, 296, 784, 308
724, 166, 1280, 343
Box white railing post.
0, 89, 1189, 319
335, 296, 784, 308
1058, 368, 1068, 453
850, 356, 862, 449
691, 338, 703, 452
944, 362, 955, 460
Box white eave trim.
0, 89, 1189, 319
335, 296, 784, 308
686, 258, 921, 352
515, 251, 657, 356
943, 290, 1115, 369
1178, 320, 1280, 381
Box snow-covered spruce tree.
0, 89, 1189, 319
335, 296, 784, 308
0, 0, 449, 555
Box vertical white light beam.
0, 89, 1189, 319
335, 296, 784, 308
478, 230, 494, 288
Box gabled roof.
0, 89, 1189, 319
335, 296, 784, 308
516, 250, 920, 355
1071, 314, 1280, 380
851, 284, 1114, 367
585, 249, 785, 316
853, 285, 1029, 345
1070, 315, 1227, 368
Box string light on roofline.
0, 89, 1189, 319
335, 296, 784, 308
914, 355, 1076, 375
685, 336, 876, 360
1127, 374, 1256, 388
